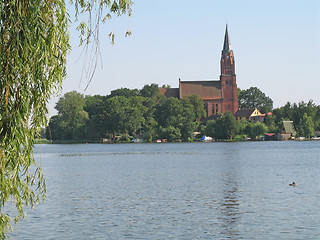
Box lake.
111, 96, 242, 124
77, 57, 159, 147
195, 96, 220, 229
9, 141, 320, 239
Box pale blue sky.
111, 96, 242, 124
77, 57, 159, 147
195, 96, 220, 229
49, 0, 320, 116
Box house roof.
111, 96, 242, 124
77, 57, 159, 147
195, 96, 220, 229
234, 108, 256, 118
234, 108, 263, 118
259, 112, 273, 117
282, 121, 296, 135
180, 80, 221, 100
265, 133, 276, 137
159, 88, 179, 98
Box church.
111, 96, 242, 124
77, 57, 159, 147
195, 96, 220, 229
160, 25, 239, 116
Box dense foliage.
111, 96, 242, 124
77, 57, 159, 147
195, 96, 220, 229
0, 0, 132, 238
273, 101, 320, 137
48, 84, 201, 142
204, 101, 320, 140
238, 87, 273, 113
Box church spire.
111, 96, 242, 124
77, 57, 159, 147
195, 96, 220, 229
222, 24, 232, 55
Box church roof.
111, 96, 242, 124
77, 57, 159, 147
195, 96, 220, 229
222, 24, 232, 54
159, 88, 179, 98
180, 80, 222, 100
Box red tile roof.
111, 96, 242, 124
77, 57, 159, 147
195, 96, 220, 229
180, 80, 221, 100
259, 112, 273, 117
159, 88, 179, 98
265, 133, 276, 137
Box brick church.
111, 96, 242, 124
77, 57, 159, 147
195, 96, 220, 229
160, 25, 239, 116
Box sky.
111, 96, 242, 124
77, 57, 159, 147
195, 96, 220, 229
49, 0, 320, 116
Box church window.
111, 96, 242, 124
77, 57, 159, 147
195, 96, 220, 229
216, 104, 218, 113
212, 104, 215, 114
228, 104, 231, 110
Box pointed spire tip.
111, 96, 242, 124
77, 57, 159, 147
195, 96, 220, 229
222, 24, 231, 54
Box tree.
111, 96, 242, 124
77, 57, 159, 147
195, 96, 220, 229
140, 97, 158, 141
246, 122, 268, 140
158, 126, 182, 142
184, 95, 207, 121
140, 83, 161, 98
299, 113, 314, 138
239, 87, 273, 113
238, 119, 250, 136
108, 88, 140, 98
315, 107, 320, 131
205, 120, 216, 137
84, 95, 109, 140
214, 112, 239, 139
0, 1, 132, 237
103, 96, 145, 139
155, 98, 196, 141
49, 91, 89, 140
264, 114, 278, 133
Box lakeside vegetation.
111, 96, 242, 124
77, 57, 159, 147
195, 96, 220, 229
46, 85, 320, 143
0, 1, 133, 238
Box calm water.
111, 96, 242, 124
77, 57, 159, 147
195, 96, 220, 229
8, 141, 320, 239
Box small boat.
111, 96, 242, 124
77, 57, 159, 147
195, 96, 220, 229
289, 182, 296, 186
200, 136, 213, 142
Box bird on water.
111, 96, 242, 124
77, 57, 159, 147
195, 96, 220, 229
289, 182, 296, 186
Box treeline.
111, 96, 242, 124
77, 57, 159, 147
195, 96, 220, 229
47, 84, 320, 142
273, 101, 320, 137
204, 100, 320, 140
47, 84, 206, 142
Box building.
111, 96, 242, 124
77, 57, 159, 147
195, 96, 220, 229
160, 25, 239, 116
234, 108, 273, 122
280, 121, 296, 140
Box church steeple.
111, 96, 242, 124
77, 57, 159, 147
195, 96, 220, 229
222, 24, 232, 55
220, 24, 235, 74
220, 24, 238, 114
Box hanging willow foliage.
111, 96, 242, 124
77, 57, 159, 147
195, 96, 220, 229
0, 0, 132, 238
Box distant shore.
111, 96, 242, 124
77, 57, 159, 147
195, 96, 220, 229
35, 138, 319, 144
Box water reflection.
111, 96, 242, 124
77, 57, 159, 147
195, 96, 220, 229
219, 178, 242, 239
217, 145, 243, 239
